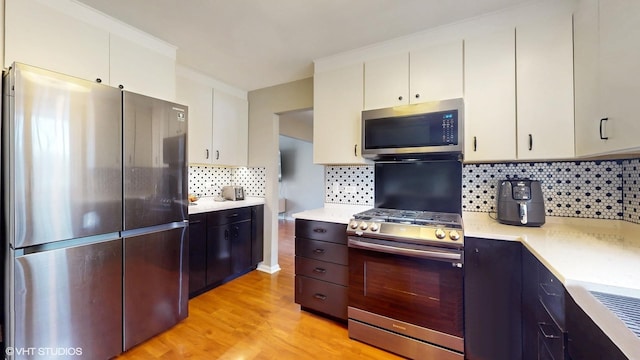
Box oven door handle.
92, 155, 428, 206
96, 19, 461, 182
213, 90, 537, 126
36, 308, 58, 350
348, 239, 462, 262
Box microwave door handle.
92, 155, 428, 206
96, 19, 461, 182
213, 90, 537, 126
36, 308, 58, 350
348, 239, 461, 262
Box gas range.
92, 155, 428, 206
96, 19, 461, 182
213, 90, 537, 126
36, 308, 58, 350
347, 208, 464, 248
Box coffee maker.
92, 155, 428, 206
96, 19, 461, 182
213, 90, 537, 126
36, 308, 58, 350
497, 179, 546, 226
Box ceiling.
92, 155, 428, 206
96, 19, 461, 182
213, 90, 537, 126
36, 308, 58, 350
76, 0, 532, 91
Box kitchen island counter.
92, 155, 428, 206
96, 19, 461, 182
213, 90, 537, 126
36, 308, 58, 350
188, 196, 265, 215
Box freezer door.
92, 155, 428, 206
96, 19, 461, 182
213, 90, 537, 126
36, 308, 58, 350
123, 91, 188, 230
4, 63, 122, 248
11, 238, 123, 360
123, 224, 189, 351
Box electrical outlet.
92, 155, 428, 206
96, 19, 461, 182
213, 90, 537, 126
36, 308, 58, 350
344, 186, 357, 194
333, 183, 340, 193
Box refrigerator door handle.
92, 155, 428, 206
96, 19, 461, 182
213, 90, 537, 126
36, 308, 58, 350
121, 221, 188, 238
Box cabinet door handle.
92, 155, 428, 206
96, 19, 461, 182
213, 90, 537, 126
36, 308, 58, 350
473, 136, 477, 152
206, 149, 210, 159
528, 134, 533, 151
313, 267, 327, 274
600, 117, 609, 140
96, 78, 102, 83
118, 84, 124, 90
313, 228, 327, 234
415, 93, 420, 99
224, 229, 229, 240
398, 95, 403, 101
227, 213, 239, 218
313, 293, 327, 301
539, 282, 560, 297
189, 220, 202, 224
313, 248, 325, 254
538, 322, 560, 339
354, 144, 358, 157
216, 150, 220, 160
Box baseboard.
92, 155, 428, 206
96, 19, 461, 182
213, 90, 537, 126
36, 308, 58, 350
257, 263, 281, 274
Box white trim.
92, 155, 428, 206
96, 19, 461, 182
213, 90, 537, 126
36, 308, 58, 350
257, 263, 281, 274
38, 0, 176, 59
177, 65, 247, 100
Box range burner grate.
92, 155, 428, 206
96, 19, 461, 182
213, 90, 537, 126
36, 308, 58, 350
590, 291, 640, 338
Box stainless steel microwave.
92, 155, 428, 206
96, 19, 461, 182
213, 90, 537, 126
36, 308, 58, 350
361, 98, 464, 160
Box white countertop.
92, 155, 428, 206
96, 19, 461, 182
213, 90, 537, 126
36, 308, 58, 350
292, 203, 372, 224
188, 196, 265, 214
292, 204, 640, 358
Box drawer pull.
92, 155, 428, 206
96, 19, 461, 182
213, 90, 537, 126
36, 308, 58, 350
538, 322, 561, 339
313, 293, 327, 301
313, 228, 327, 233
540, 283, 560, 297
313, 267, 327, 274
313, 248, 325, 254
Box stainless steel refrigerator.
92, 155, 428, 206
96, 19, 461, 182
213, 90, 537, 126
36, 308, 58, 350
3, 63, 124, 359
121, 90, 188, 351
2, 63, 189, 359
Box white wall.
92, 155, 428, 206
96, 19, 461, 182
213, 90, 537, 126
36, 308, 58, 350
279, 135, 324, 218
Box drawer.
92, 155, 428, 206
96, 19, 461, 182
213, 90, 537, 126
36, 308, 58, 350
536, 299, 565, 360
295, 219, 347, 244
295, 237, 348, 265
538, 264, 565, 329
208, 207, 251, 226
295, 275, 347, 320
295, 256, 348, 286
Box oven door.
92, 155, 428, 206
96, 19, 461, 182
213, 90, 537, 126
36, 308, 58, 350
348, 237, 464, 342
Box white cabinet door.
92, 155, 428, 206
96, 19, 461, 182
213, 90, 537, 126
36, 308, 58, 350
364, 53, 409, 110
410, 41, 463, 103
516, 14, 574, 160
212, 90, 248, 167
597, 0, 640, 153
110, 34, 176, 101
464, 29, 516, 162
176, 76, 213, 164
313, 63, 367, 165
4, 0, 109, 82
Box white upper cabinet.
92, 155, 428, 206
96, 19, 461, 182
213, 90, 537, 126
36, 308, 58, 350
176, 75, 248, 167
575, 0, 640, 156
313, 63, 368, 165
4, 0, 110, 82
176, 75, 213, 164
212, 89, 248, 167
516, 14, 574, 160
464, 29, 516, 162
363, 40, 463, 110
110, 34, 176, 101
364, 53, 409, 110
410, 41, 463, 103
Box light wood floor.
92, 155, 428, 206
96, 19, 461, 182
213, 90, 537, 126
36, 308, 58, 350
116, 219, 402, 359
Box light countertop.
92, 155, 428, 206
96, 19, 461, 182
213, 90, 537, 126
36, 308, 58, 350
188, 196, 265, 215
293, 204, 640, 358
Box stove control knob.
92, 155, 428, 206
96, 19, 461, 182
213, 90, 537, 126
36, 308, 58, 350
449, 230, 461, 241
435, 228, 446, 239
359, 222, 369, 230
370, 223, 379, 231
349, 221, 359, 229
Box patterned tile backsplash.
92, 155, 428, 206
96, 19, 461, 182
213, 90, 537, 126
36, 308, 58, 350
189, 165, 266, 197
325, 159, 640, 224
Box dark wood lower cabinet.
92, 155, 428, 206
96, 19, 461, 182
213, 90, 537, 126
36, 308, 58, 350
464, 237, 522, 360
294, 219, 348, 321
565, 292, 627, 360
188, 205, 264, 298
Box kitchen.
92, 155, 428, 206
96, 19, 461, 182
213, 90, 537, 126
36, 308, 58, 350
1, 0, 640, 359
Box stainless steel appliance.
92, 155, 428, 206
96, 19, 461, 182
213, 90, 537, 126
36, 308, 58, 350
122, 91, 188, 351
347, 208, 465, 359
2, 63, 189, 359
222, 185, 245, 201
497, 179, 546, 226
361, 98, 464, 160
3, 63, 123, 359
